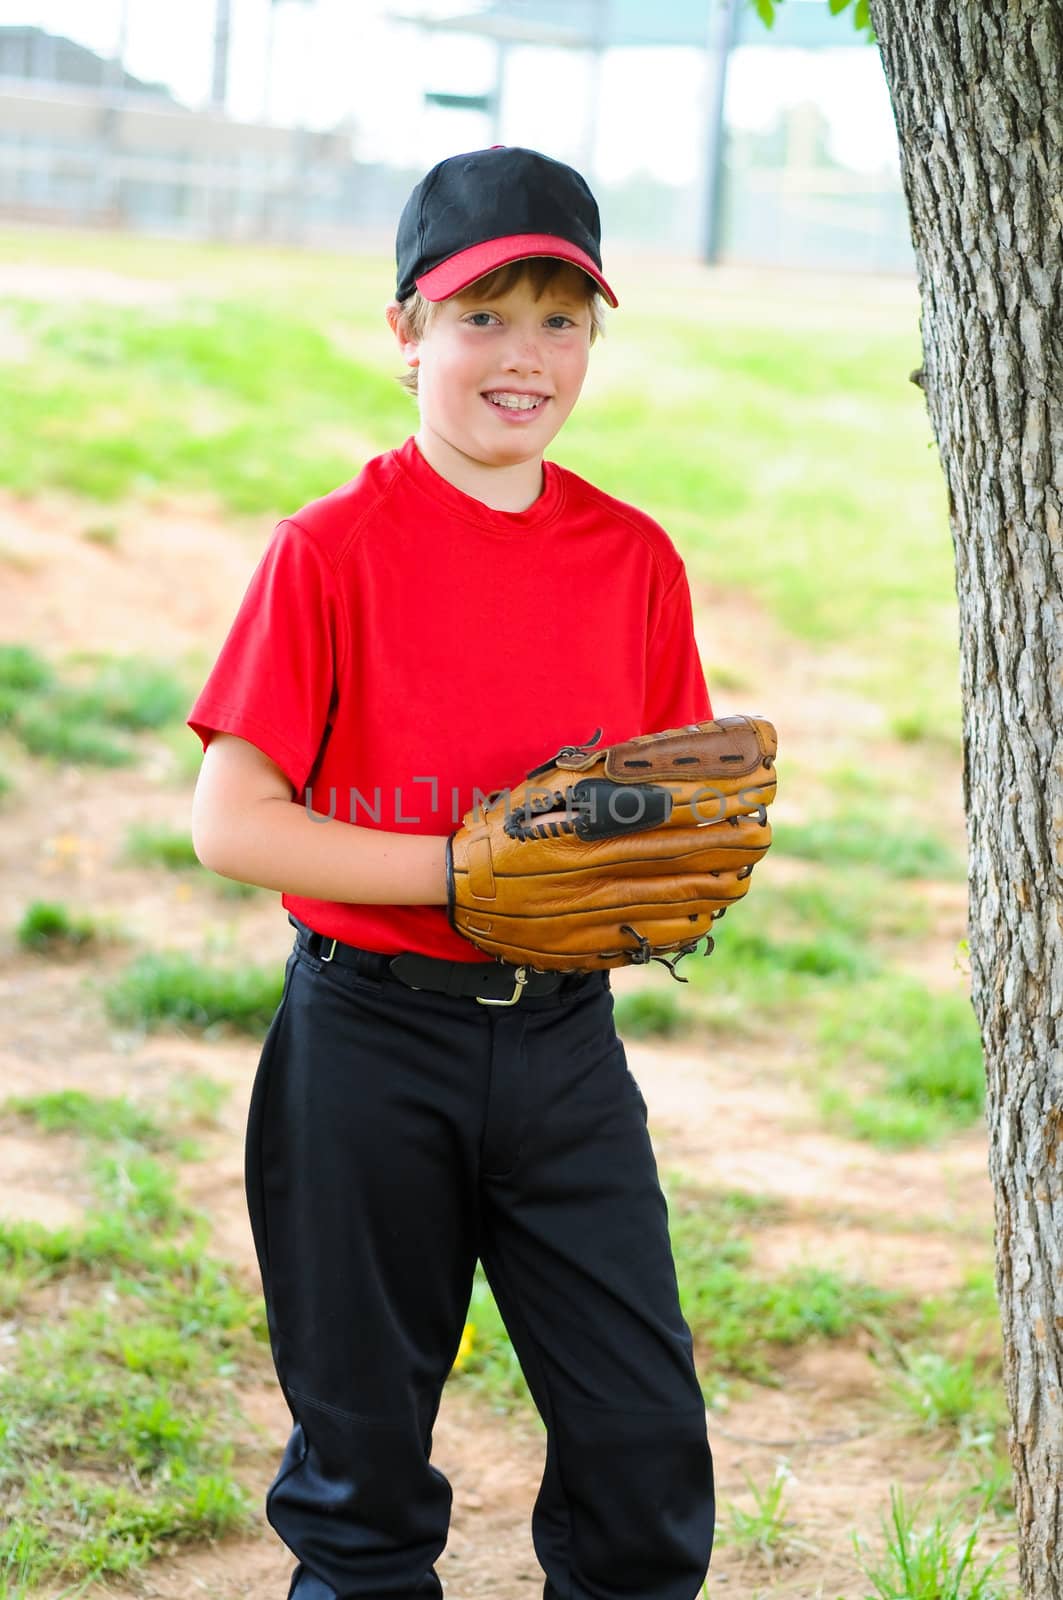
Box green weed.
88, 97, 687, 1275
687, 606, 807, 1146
854, 1487, 1009, 1600
613, 987, 690, 1039
89, 1151, 187, 1229
669, 1185, 892, 1381
703, 662, 751, 692
776, 811, 962, 880
890, 707, 965, 755
52, 655, 188, 732
719, 1461, 807, 1566
963, 1449, 1015, 1519
2, 652, 189, 765
0, 1090, 266, 1584
1, 1303, 252, 1582
888, 1349, 1004, 1437
0, 643, 53, 693
215, 876, 262, 899
688, 917, 879, 1026
819, 1087, 952, 1148
816, 976, 984, 1144
13, 703, 133, 765
104, 952, 282, 1034
774, 869, 933, 945
123, 823, 200, 870
159, 720, 209, 783
16, 900, 98, 953
885, 1275, 1008, 1487
168, 1072, 230, 1127
4, 1089, 164, 1147
120, 824, 260, 899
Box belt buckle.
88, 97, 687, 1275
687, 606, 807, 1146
476, 965, 528, 1007
318, 936, 337, 963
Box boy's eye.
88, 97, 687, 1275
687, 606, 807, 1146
462, 311, 580, 329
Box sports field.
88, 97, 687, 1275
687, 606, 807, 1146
0, 227, 1015, 1598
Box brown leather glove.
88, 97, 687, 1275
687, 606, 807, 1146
446, 715, 777, 978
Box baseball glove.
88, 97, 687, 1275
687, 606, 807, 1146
446, 714, 777, 979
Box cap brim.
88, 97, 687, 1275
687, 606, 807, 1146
415, 233, 619, 308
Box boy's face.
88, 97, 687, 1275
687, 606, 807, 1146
397, 264, 593, 472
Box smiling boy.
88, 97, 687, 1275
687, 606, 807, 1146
386, 256, 598, 510
189, 146, 716, 1599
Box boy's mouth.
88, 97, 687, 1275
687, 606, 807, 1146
482, 390, 549, 416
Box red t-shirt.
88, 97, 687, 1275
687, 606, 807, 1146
188, 435, 711, 960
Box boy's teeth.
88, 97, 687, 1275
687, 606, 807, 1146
486, 392, 544, 410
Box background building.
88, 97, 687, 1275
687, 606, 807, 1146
0, 3, 912, 271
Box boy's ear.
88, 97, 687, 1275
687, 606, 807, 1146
385, 300, 419, 367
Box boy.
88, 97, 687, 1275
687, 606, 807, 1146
189, 145, 715, 1599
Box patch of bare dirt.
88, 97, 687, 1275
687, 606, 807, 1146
0, 489, 267, 666
0, 263, 179, 307
0, 1127, 92, 1227
626, 1034, 991, 1238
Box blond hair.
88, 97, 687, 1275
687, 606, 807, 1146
394, 258, 606, 397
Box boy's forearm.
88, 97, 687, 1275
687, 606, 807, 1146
195, 798, 449, 906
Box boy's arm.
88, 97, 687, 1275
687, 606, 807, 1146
191, 733, 448, 905
644, 563, 712, 731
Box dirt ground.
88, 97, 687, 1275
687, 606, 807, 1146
0, 474, 1010, 1600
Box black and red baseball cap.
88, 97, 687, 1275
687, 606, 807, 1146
395, 145, 619, 308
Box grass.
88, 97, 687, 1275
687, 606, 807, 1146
0, 644, 53, 694
16, 900, 99, 954
816, 976, 985, 1146
0, 643, 191, 766
718, 1462, 808, 1567
669, 1184, 890, 1382
104, 951, 282, 1035
888, 1349, 1005, 1438
44, 653, 189, 732
167, 1073, 230, 1128
0, 1090, 266, 1585
683, 912, 881, 1032
853, 1488, 1009, 1600
612, 986, 691, 1038
776, 810, 963, 880
610, 859, 929, 1032
883, 1270, 1009, 1495
0, 298, 404, 515
122, 823, 200, 870
4, 1089, 166, 1147
119, 825, 260, 901
13, 704, 134, 766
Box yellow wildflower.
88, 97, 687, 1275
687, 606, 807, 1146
451, 1322, 475, 1373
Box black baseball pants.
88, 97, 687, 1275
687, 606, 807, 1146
245, 936, 715, 1600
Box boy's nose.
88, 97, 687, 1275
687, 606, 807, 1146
501, 332, 544, 373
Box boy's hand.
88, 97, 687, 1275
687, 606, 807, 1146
445, 715, 777, 980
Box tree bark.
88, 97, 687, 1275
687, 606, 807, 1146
867, 4, 1063, 1592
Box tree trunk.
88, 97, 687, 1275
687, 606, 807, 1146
867, 4, 1063, 1592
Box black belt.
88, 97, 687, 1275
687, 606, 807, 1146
289, 916, 597, 1007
